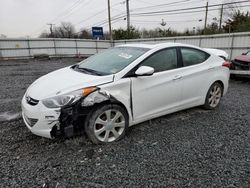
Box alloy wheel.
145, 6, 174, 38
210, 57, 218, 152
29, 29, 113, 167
94, 109, 126, 142
208, 84, 222, 108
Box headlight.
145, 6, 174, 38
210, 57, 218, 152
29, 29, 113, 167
42, 87, 97, 108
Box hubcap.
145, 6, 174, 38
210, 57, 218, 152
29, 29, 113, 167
208, 85, 222, 108
94, 109, 125, 142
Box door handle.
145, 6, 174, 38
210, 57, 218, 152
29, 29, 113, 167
173, 75, 182, 80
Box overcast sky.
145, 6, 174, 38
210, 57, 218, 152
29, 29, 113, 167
0, 0, 249, 38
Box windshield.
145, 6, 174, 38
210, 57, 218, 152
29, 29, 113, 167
77, 47, 149, 75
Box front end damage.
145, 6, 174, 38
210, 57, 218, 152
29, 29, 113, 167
50, 89, 114, 138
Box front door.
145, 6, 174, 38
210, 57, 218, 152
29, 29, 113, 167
131, 48, 183, 122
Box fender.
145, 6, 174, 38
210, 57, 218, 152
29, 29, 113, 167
52, 89, 126, 138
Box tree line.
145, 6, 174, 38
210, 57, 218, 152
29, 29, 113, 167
39, 10, 250, 40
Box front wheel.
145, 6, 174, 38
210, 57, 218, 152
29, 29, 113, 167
203, 82, 223, 110
85, 104, 128, 144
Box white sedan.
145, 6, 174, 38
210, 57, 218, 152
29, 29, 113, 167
21, 43, 230, 144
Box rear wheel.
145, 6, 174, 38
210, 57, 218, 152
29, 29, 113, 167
85, 104, 128, 144
203, 82, 223, 110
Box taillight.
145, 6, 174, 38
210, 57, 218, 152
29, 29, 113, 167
222, 61, 231, 68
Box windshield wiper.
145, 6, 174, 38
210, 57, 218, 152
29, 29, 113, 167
75, 65, 105, 76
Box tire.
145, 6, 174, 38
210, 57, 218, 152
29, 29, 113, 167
203, 82, 223, 110
85, 104, 129, 144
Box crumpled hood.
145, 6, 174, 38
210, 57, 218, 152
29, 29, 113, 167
27, 66, 114, 100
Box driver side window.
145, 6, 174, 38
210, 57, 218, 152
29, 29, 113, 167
141, 48, 177, 73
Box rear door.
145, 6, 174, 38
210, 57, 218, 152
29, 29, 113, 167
130, 48, 183, 122
178, 47, 211, 106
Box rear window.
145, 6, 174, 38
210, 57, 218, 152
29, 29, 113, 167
181, 48, 210, 67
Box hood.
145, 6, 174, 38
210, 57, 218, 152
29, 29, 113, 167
27, 66, 114, 100
234, 55, 250, 63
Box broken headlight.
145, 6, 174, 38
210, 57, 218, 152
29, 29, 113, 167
42, 87, 97, 108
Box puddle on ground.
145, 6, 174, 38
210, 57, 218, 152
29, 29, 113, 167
0, 111, 21, 122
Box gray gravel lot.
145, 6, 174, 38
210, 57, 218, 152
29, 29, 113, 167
0, 58, 249, 188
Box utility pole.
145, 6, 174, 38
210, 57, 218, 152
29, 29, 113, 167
204, 1, 208, 35
107, 0, 113, 41
47, 23, 55, 37
219, 4, 224, 31
126, 0, 130, 32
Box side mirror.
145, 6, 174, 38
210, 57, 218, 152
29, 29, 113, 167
135, 66, 154, 76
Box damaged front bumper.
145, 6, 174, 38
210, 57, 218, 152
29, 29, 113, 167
21, 96, 60, 138
22, 89, 112, 138
55, 89, 112, 138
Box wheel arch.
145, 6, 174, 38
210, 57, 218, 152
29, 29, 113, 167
87, 98, 130, 118
213, 80, 224, 96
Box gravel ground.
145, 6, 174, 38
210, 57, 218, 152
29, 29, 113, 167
0, 58, 249, 188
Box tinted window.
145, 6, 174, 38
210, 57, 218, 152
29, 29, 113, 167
181, 48, 209, 67
141, 48, 177, 72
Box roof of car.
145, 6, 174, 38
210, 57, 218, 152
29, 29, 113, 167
117, 42, 198, 49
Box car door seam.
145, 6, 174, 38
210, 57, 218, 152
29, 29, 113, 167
129, 78, 134, 120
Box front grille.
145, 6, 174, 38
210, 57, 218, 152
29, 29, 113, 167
23, 114, 38, 127
26, 95, 39, 106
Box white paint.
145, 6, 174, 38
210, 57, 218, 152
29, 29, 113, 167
21, 43, 230, 139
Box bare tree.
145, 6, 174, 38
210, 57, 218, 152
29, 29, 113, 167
39, 22, 76, 38
223, 0, 241, 19
53, 22, 76, 38
78, 29, 92, 39
39, 30, 49, 38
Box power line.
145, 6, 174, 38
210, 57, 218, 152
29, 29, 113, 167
30, 0, 86, 36
73, 3, 250, 36
82, 2, 250, 31
49, 0, 86, 23
130, 0, 250, 16
74, 1, 124, 26
130, 5, 250, 18
83, 0, 197, 29
131, 0, 191, 12
131, 19, 201, 23
54, 0, 92, 24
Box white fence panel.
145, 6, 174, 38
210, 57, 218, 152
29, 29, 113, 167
1, 49, 29, 57
234, 35, 250, 48
77, 48, 97, 55
31, 49, 55, 56
56, 48, 77, 55
96, 41, 111, 48
76, 41, 95, 48
175, 38, 200, 46
0, 32, 250, 59
0, 40, 28, 49
55, 40, 76, 48
29, 40, 54, 48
